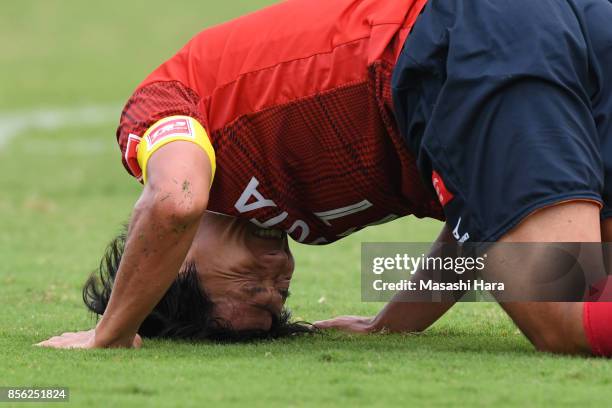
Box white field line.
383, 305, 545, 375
0, 104, 121, 149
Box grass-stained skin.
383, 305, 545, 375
3, 0, 612, 406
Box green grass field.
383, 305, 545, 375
1, 1, 612, 406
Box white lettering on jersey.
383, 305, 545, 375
314, 200, 373, 226
235, 178, 387, 244
251, 212, 289, 228
287, 220, 310, 242
310, 237, 329, 245
235, 177, 276, 213
452, 217, 470, 243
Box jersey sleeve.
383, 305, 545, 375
116, 81, 215, 184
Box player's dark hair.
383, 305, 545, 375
82, 230, 314, 342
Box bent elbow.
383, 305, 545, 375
135, 188, 208, 226
166, 198, 208, 225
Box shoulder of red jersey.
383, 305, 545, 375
139, 0, 428, 132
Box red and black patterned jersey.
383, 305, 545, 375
116, 0, 443, 245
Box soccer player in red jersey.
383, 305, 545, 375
39, 0, 612, 357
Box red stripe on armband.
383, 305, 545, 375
125, 134, 143, 181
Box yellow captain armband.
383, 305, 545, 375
136, 116, 216, 185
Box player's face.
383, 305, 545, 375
184, 212, 294, 332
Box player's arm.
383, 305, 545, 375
314, 225, 460, 334
93, 141, 211, 347
38, 117, 214, 349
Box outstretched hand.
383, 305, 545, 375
35, 329, 142, 349
313, 316, 378, 334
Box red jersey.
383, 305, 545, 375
117, 0, 443, 245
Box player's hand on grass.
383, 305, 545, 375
36, 329, 142, 349
313, 316, 377, 334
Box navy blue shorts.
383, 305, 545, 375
392, 0, 612, 242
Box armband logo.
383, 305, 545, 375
146, 118, 194, 151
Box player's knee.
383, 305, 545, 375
529, 326, 582, 355
528, 302, 612, 356
512, 303, 589, 356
